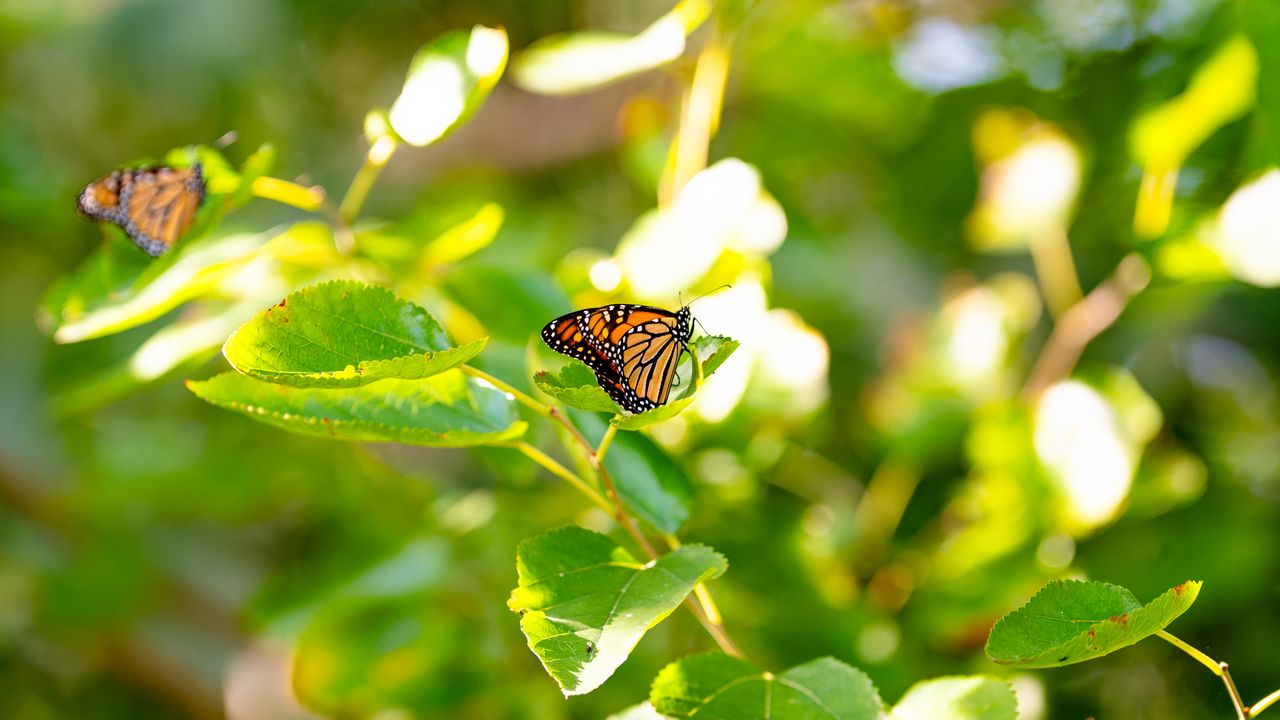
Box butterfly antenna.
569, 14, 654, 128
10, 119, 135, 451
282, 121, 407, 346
685, 284, 733, 308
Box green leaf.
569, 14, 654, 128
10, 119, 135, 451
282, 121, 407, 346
534, 362, 619, 414
420, 202, 504, 267
889, 677, 1018, 720
187, 371, 527, 447
650, 653, 883, 720
578, 412, 694, 534
512, 0, 710, 94
359, 201, 505, 278
1131, 35, 1258, 172
612, 336, 739, 430
222, 280, 484, 388
442, 265, 569, 342
985, 579, 1202, 668
507, 526, 726, 696
388, 25, 508, 147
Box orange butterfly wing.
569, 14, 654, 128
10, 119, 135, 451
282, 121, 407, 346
76, 164, 205, 256
541, 304, 692, 413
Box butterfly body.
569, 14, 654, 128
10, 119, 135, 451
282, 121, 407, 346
542, 303, 693, 414
76, 164, 205, 256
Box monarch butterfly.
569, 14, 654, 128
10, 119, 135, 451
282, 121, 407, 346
75, 163, 205, 256
541, 303, 694, 414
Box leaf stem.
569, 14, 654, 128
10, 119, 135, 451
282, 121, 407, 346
339, 136, 398, 224
596, 424, 618, 462
1157, 631, 1247, 719
1251, 688, 1280, 717
1029, 224, 1083, 319
509, 441, 610, 512
460, 364, 552, 418
1022, 253, 1151, 400
595, 460, 658, 559
469, 363, 745, 659
665, 533, 743, 658
1157, 630, 1221, 676
660, 28, 732, 205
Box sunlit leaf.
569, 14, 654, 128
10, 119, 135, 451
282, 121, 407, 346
650, 653, 882, 719
50, 298, 266, 417
420, 203, 504, 267
507, 526, 726, 696
512, 0, 710, 95
222, 280, 483, 388
1130, 35, 1259, 173
985, 579, 1201, 668
888, 676, 1018, 720
187, 371, 527, 447
41, 227, 285, 344
617, 159, 786, 298
388, 25, 508, 147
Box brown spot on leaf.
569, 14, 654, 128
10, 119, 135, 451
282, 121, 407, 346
1108, 613, 1130, 627
277, 298, 287, 307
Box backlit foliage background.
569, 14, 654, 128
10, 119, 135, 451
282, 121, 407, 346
2, 0, 1279, 718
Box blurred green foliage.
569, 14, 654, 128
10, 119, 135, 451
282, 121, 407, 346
3, 0, 1280, 718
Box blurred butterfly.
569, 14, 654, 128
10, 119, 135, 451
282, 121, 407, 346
76, 163, 205, 256
542, 303, 694, 414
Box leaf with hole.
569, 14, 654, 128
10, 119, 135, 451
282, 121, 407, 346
222, 280, 484, 388
187, 370, 526, 447
985, 579, 1201, 668
507, 526, 726, 696
650, 652, 883, 719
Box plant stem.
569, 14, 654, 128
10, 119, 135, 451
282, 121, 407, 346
1134, 166, 1179, 238
459, 365, 552, 418
660, 29, 732, 205
466, 363, 745, 658
1029, 224, 1083, 319
596, 424, 618, 462
665, 534, 743, 658
1157, 631, 1247, 719
1251, 688, 1280, 717
509, 441, 610, 512
595, 461, 658, 559
1157, 630, 1222, 676
1022, 253, 1151, 400
339, 136, 398, 223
